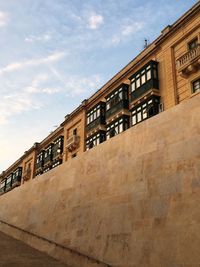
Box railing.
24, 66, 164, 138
177, 44, 200, 71
0, 219, 112, 267
66, 135, 79, 152
23, 169, 32, 181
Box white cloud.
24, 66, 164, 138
0, 51, 66, 75
121, 23, 143, 36
0, 11, 9, 27
49, 67, 102, 97
88, 14, 104, 29
65, 74, 102, 97
110, 21, 144, 46
0, 93, 42, 125
25, 33, 51, 43
25, 86, 61, 95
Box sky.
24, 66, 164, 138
0, 0, 198, 173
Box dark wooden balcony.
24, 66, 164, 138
106, 100, 129, 119
0, 181, 5, 195
86, 116, 106, 133
131, 79, 159, 102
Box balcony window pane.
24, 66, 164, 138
131, 82, 136, 92
143, 109, 147, 119
119, 123, 123, 133
136, 78, 140, 88
147, 70, 151, 80
141, 74, 146, 84
132, 115, 136, 125
137, 112, 142, 122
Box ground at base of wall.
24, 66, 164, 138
0, 231, 69, 267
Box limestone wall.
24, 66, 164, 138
0, 93, 200, 267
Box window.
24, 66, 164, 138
6, 174, 12, 189
130, 61, 158, 93
0, 180, 5, 190
52, 136, 64, 158
73, 128, 77, 135
106, 85, 128, 111
86, 131, 106, 150
192, 79, 200, 93
44, 145, 53, 162
188, 38, 198, 50
131, 97, 160, 126
106, 116, 129, 139
86, 103, 105, 125
12, 167, 22, 181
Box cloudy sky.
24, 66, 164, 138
0, 0, 197, 173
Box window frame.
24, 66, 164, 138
106, 84, 129, 112
86, 131, 106, 150
129, 60, 158, 93
131, 96, 160, 126
192, 78, 200, 94
106, 115, 129, 140
86, 102, 106, 126
188, 37, 198, 51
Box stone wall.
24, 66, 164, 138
0, 94, 200, 267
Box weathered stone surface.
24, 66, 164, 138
0, 94, 200, 267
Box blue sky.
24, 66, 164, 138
0, 0, 197, 173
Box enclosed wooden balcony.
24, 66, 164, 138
86, 102, 106, 134
176, 44, 200, 77
129, 60, 159, 104
106, 84, 129, 122
12, 167, 22, 187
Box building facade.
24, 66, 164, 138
0, 2, 200, 195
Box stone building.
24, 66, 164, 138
0, 1, 200, 194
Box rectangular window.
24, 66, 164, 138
136, 78, 140, 88
192, 79, 200, 93
129, 61, 158, 95
132, 115, 136, 125
86, 102, 106, 125
106, 116, 129, 139
86, 131, 106, 150
131, 97, 160, 126
146, 70, 151, 80
188, 38, 198, 50
106, 84, 129, 111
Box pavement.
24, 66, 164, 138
0, 231, 69, 267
